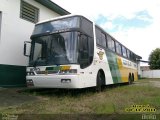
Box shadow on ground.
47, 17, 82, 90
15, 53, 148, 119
20, 83, 128, 97
0, 88, 40, 110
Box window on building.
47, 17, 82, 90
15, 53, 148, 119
0, 12, 2, 40
107, 35, 115, 52
20, 0, 39, 23
122, 46, 127, 57
115, 42, 122, 55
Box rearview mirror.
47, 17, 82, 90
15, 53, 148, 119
24, 41, 31, 57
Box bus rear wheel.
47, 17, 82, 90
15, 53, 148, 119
128, 74, 133, 85
132, 73, 134, 82
96, 70, 105, 92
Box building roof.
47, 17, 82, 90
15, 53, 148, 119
35, 0, 70, 15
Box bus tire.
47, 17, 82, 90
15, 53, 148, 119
132, 73, 134, 82
128, 74, 132, 85
96, 70, 105, 92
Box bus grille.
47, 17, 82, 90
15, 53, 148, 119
36, 70, 59, 74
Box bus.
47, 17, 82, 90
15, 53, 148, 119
24, 15, 142, 91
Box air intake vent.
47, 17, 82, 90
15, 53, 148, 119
20, 0, 39, 23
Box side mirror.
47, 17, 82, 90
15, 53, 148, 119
24, 41, 31, 57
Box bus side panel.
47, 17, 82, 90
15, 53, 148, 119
118, 57, 138, 82
96, 48, 114, 85
106, 51, 122, 84
106, 51, 138, 83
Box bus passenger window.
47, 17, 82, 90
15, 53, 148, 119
95, 27, 101, 45
107, 36, 115, 52
130, 52, 133, 60
122, 46, 127, 57
101, 33, 106, 48
111, 40, 115, 52
107, 36, 112, 50
133, 53, 136, 62
95, 27, 106, 48
116, 42, 122, 55
127, 49, 130, 59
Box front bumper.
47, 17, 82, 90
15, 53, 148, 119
26, 74, 83, 88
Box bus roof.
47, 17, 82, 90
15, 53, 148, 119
35, 14, 142, 59
36, 14, 84, 25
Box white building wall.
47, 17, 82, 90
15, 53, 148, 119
0, 0, 60, 66
137, 62, 141, 78
141, 70, 160, 78
0, 12, 2, 39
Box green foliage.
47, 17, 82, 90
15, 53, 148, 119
149, 48, 160, 69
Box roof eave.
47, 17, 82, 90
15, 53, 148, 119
35, 0, 70, 15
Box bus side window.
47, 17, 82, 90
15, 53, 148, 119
88, 37, 94, 63
107, 35, 115, 52
127, 49, 130, 59
130, 52, 133, 60
111, 39, 115, 52
115, 42, 122, 55
133, 53, 136, 62
95, 27, 106, 48
101, 32, 106, 48
95, 27, 101, 45
78, 34, 89, 68
122, 46, 127, 57
107, 35, 112, 50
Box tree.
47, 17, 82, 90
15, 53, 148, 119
149, 48, 160, 69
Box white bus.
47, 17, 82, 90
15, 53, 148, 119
24, 15, 141, 91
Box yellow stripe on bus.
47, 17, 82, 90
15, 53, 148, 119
117, 56, 138, 82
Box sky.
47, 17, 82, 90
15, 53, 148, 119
52, 0, 160, 66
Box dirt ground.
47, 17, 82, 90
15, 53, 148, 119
0, 88, 41, 110
134, 78, 160, 88
149, 80, 160, 88
0, 78, 160, 110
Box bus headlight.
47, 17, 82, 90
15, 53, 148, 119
27, 71, 35, 75
59, 69, 77, 74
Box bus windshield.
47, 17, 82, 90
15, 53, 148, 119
29, 32, 78, 66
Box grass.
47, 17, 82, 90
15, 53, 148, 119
0, 79, 160, 119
